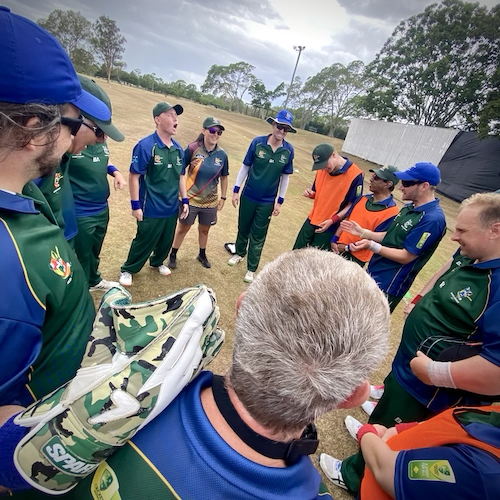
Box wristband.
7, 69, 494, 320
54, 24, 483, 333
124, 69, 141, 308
181, 197, 189, 205
368, 241, 382, 254
357, 424, 378, 443
233, 186, 240, 193
427, 360, 457, 389
330, 214, 340, 224
346, 244, 350, 252
331, 235, 339, 243
221, 196, 227, 200
360, 228, 369, 239
131, 200, 141, 210
107, 164, 118, 175
411, 294, 423, 305
395, 422, 419, 434
277, 197, 284, 204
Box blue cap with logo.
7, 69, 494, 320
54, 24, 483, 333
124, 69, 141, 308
266, 109, 297, 133
0, 7, 110, 121
395, 162, 441, 186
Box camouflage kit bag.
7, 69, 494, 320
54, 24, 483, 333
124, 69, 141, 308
13, 284, 224, 494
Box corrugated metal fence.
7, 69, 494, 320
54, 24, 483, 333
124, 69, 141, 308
342, 119, 459, 170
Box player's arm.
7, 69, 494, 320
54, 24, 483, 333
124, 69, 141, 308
273, 174, 290, 216
232, 163, 250, 207
359, 432, 398, 498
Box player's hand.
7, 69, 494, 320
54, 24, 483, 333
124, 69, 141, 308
380, 426, 398, 442
331, 242, 339, 254
340, 220, 364, 237
180, 204, 189, 220
132, 208, 143, 221
113, 171, 127, 190
403, 302, 416, 319
302, 188, 315, 199
315, 219, 333, 233
337, 243, 346, 253
349, 239, 371, 252
372, 424, 388, 438
272, 202, 281, 216
217, 198, 225, 211
232, 192, 239, 208
410, 351, 432, 385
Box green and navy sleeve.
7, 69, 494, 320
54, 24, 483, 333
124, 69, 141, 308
345, 172, 364, 204
394, 445, 499, 499
281, 140, 294, 175
0, 220, 44, 406
242, 136, 261, 166
404, 204, 446, 256
130, 134, 154, 175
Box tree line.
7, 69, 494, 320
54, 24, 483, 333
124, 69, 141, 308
38, 0, 499, 139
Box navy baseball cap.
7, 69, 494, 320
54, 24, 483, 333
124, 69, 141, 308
0, 7, 110, 121
395, 162, 441, 186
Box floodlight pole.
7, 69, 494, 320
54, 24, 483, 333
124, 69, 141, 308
283, 45, 305, 110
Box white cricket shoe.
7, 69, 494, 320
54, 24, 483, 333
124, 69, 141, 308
361, 400, 378, 417
370, 384, 384, 400
318, 454, 347, 490
228, 254, 244, 266
244, 271, 254, 283
89, 280, 120, 292
119, 272, 132, 287
149, 264, 171, 276
345, 415, 363, 441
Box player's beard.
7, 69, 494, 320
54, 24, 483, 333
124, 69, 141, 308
34, 140, 63, 178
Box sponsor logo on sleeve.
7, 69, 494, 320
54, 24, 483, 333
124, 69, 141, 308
49, 246, 72, 281
408, 459, 456, 483
451, 286, 473, 303
416, 231, 430, 248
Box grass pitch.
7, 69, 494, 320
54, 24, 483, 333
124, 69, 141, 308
93, 78, 460, 498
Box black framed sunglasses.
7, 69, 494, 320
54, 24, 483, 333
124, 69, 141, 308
82, 121, 105, 138
207, 127, 223, 136
60, 115, 84, 136
401, 180, 424, 187
276, 124, 291, 132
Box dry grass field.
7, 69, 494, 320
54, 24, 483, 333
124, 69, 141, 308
92, 78, 460, 498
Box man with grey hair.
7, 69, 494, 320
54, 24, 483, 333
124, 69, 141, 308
13, 248, 389, 498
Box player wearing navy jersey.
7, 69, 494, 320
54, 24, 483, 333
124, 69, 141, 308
228, 110, 294, 283
119, 102, 188, 287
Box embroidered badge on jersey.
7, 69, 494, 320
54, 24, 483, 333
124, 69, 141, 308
91, 462, 121, 500
451, 287, 473, 303
416, 231, 431, 248
49, 246, 72, 280
356, 185, 362, 196
154, 155, 162, 165
53, 172, 63, 192
408, 459, 456, 483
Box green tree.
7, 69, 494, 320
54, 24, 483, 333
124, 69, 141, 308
91, 16, 126, 83
300, 61, 366, 135
249, 81, 286, 110
38, 9, 91, 60
362, 0, 499, 129
201, 62, 256, 112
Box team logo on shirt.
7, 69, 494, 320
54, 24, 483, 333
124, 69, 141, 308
93, 157, 101, 163
49, 246, 72, 280
103, 145, 110, 156
214, 157, 222, 166
154, 155, 162, 165
53, 172, 63, 190
279, 154, 287, 164
416, 231, 430, 249
132, 155, 139, 164
356, 185, 362, 196
451, 286, 473, 303
258, 150, 266, 158
400, 219, 414, 232
176, 157, 183, 166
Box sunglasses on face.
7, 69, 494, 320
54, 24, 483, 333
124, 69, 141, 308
82, 121, 105, 138
60, 115, 84, 136
207, 127, 223, 136
276, 124, 291, 132
401, 180, 423, 187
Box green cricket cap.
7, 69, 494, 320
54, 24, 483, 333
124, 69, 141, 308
203, 116, 225, 130
77, 75, 124, 142
311, 143, 335, 171
369, 165, 400, 186
153, 101, 183, 117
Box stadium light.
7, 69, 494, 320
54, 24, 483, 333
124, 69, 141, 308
283, 45, 305, 110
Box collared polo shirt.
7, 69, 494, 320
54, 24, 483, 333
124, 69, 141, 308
130, 132, 185, 218
241, 135, 294, 204
0, 185, 94, 406
392, 251, 500, 412
368, 198, 446, 298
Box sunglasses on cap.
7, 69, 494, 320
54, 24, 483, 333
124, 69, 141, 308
207, 127, 223, 136
60, 115, 84, 136
401, 180, 424, 187
82, 121, 105, 138
276, 124, 291, 132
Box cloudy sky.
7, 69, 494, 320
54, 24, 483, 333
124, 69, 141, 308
7, 0, 499, 94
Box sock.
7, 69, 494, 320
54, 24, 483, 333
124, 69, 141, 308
199, 248, 207, 258
170, 248, 178, 258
